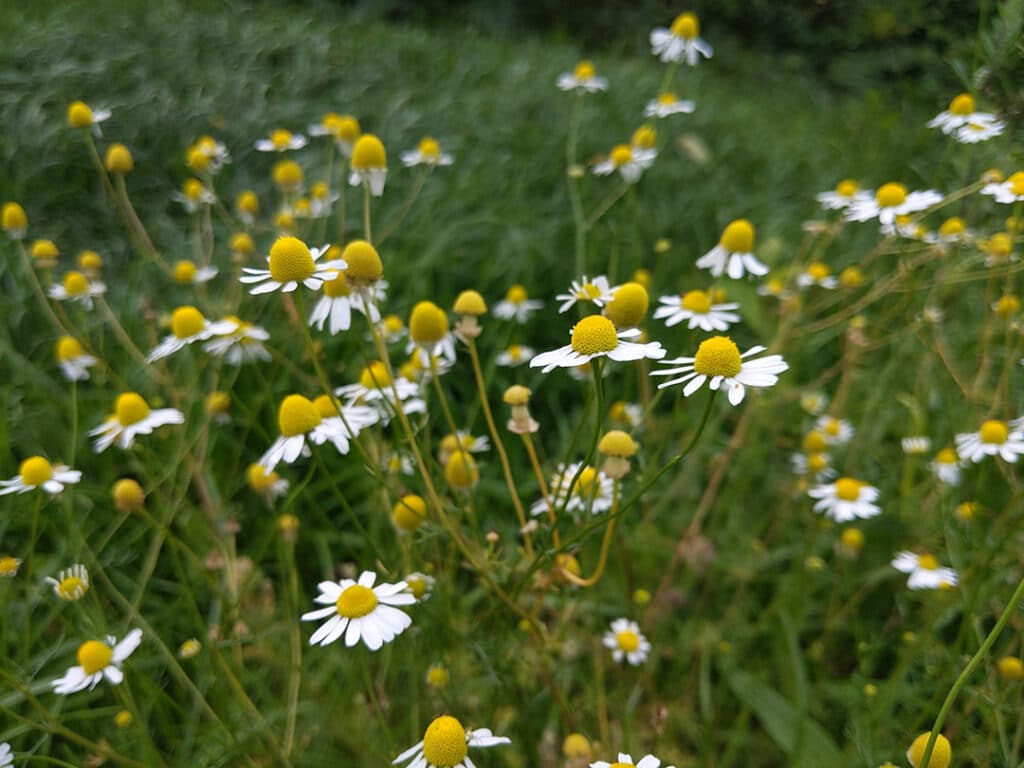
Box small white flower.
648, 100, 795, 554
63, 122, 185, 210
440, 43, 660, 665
929, 448, 962, 486
790, 452, 836, 483
531, 315, 664, 373
301, 570, 415, 649
592, 144, 656, 184
89, 392, 185, 452
393, 715, 510, 768
45, 564, 90, 601
651, 336, 787, 405
845, 183, 943, 232
496, 344, 535, 367
240, 236, 345, 295
808, 477, 881, 522
400, 137, 453, 168
52, 629, 142, 695
815, 415, 854, 445
255, 129, 307, 152
173, 259, 218, 286
928, 93, 1001, 139
189, 135, 230, 172
530, 462, 614, 518
981, 172, 1024, 205
816, 179, 871, 211
0, 742, 11, 768
556, 275, 616, 313
48, 271, 106, 310
308, 277, 381, 335
955, 419, 1024, 463
901, 436, 932, 455
0, 456, 81, 496
259, 395, 379, 473
650, 12, 713, 65
334, 363, 426, 426
602, 618, 651, 665
796, 263, 838, 289
172, 179, 216, 213
147, 307, 238, 363
203, 318, 272, 365
403, 572, 435, 602
955, 117, 1004, 144
653, 290, 740, 332
696, 219, 768, 280
644, 92, 695, 118
493, 284, 544, 322
892, 552, 958, 590
55, 337, 97, 382
557, 61, 608, 93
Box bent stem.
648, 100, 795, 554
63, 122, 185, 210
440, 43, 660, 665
560, 479, 620, 587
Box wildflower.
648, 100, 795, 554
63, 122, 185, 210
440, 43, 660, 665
492, 284, 541, 323
235, 190, 260, 224
67, 101, 111, 134
173, 178, 216, 213
173, 259, 217, 286
240, 236, 345, 295
797, 262, 838, 289
55, 336, 97, 381
602, 282, 650, 329
309, 112, 361, 155
593, 144, 655, 184
929, 93, 1003, 142
408, 301, 457, 363
52, 629, 142, 694
255, 128, 307, 152
147, 306, 237, 363
956, 419, 1024, 463
90, 392, 185, 452
488, 342, 534, 368
790, 451, 835, 483
504, 385, 539, 434
929, 448, 961, 486
697, 219, 768, 279
563, 733, 593, 760
815, 415, 854, 445
608, 400, 643, 429
845, 182, 943, 232
426, 664, 449, 689
531, 462, 614, 517
384, 451, 415, 476
557, 60, 608, 93
302, 570, 414, 649
308, 271, 377, 335
531, 315, 665, 373
350, 134, 388, 197
31, 239, 59, 268
556, 275, 616, 313
48, 270, 106, 309
0, 456, 81, 496
187, 135, 230, 173
602, 618, 651, 665
956, 118, 1004, 143
808, 477, 881, 522
998, 657, 1024, 681
800, 392, 828, 415
112, 478, 144, 512
599, 430, 637, 479
653, 289, 740, 331
955, 501, 980, 521
0, 557, 22, 577
335, 361, 425, 424
644, 92, 695, 118
45, 564, 90, 601
401, 136, 453, 168
931, 217, 970, 246
452, 289, 487, 340
983, 232, 1017, 266
982, 171, 1024, 205
892, 552, 958, 589
105, 143, 134, 174
392, 494, 428, 534
445, 452, 480, 490
650, 11, 713, 65
404, 572, 435, 602
838, 527, 864, 558
278, 514, 300, 541
203, 317, 272, 364
901, 436, 932, 455
651, 336, 787, 404
816, 179, 869, 211
2, 202, 27, 239
260, 394, 377, 472
393, 715, 510, 768
906, 732, 951, 768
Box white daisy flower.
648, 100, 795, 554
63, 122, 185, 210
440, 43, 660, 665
816, 179, 871, 211
928, 93, 1000, 136
493, 284, 544, 322
653, 290, 740, 331
530, 315, 665, 373
401, 137, 454, 168
407, 333, 459, 368
45, 564, 90, 601
48, 270, 105, 310
696, 219, 769, 279
146, 306, 238, 363
602, 618, 651, 666
188, 135, 230, 173
530, 462, 615, 518
52, 629, 142, 695
955, 419, 1024, 463
54, 336, 97, 382
258, 394, 379, 473
173, 178, 216, 213
757, 276, 792, 300
796, 262, 838, 289
927, 217, 972, 246
981, 172, 1024, 205
955, 117, 1004, 144
349, 134, 388, 197
308, 272, 380, 335
384, 451, 415, 476
375, 314, 409, 343
557, 61, 608, 93
845, 182, 943, 232
892, 552, 959, 590
0, 557, 22, 578
644, 92, 696, 118
334, 362, 426, 426
496, 344, 535, 367
403, 572, 435, 602
173, 259, 217, 286
67, 101, 111, 136
815, 415, 854, 445
247, 463, 289, 498
0, 456, 81, 496
393, 715, 510, 768
255, 129, 307, 152
592, 754, 674, 768
800, 392, 829, 416
651, 336, 788, 405
929, 447, 962, 486
556, 275, 616, 313
650, 12, 713, 65
592, 144, 656, 184
308, 112, 361, 156
89, 392, 185, 452
790, 452, 836, 483
307, 181, 340, 218
808, 477, 881, 522
901, 436, 932, 455
608, 400, 643, 430
301, 570, 414, 650
439, 432, 490, 466
203, 317, 272, 365
240, 236, 345, 295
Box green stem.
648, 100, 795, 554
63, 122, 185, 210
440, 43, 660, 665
21, 493, 42, 662
363, 184, 372, 243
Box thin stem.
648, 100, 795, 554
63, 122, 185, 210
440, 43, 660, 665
363, 184, 372, 243
585, 183, 629, 230
377, 170, 427, 245
21, 493, 42, 662
560, 479, 620, 587
281, 538, 302, 758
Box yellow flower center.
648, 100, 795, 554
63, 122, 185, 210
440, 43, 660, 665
1009, 172, 1024, 196
335, 584, 378, 618
360, 361, 392, 389
658, 91, 678, 105
57, 575, 87, 600
445, 452, 479, 489
183, 178, 204, 201
506, 284, 528, 303
453, 289, 487, 316
604, 282, 648, 327
803, 430, 827, 453
995, 295, 1020, 318
231, 233, 255, 254
113, 479, 144, 511
841, 527, 864, 550
294, 198, 311, 217
835, 179, 858, 197
392, 495, 427, 532
67, 101, 95, 128
949, 93, 975, 116
822, 418, 841, 436
0, 557, 19, 575
171, 306, 206, 339
807, 453, 828, 473
272, 160, 304, 189
670, 12, 699, 38
115, 393, 151, 426
187, 146, 211, 172
77, 640, 113, 675
599, 430, 637, 457
935, 448, 957, 465
917, 554, 939, 571
611, 763, 636, 768
507, 344, 523, 362
987, 232, 1013, 258
337, 116, 361, 142
313, 394, 341, 418
20, 456, 53, 486
352, 134, 386, 170
63, 271, 88, 296
839, 267, 863, 289
681, 289, 712, 313
980, 420, 1008, 445
341, 240, 383, 282
834, 477, 863, 501
311, 181, 329, 200
270, 129, 293, 150
907, 731, 951, 768
2, 202, 27, 232
384, 314, 404, 334
56, 336, 84, 362
806, 262, 831, 281
409, 301, 450, 344
277, 394, 321, 437
174, 260, 198, 284
574, 60, 595, 80
573, 466, 600, 498
418, 137, 441, 159
247, 463, 280, 492
422, 716, 468, 768
570, 315, 619, 355
720, 219, 754, 252
693, 336, 742, 378
426, 665, 449, 688
407, 576, 428, 599
875, 182, 907, 208
610, 144, 633, 168
106, 144, 133, 173
631, 126, 656, 149
32, 239, 58, 260
616, 629, 640, 652
268, 237, 316, 284
323, 272, 351, 298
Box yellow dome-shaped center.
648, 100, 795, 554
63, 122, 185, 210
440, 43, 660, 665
599, 429, 637, 457
423, 716, 468, 768
670, 11, 699, 37
720, 219, 754, 253
171, 306, 206, 339
67, 101, 95, 128
610, 144, 633, 168
116, 393, 151, 426
631, 126, 656, 149
693, 336, 742, 378
56, 336, 84, 362
322, 272, 351, 298
63, 271, 89, 296
834, 477, 863, 501
570, 315, 619, 355
409, 301, 450, 344
407, 576, 429, 599
174, 260, 198, 284
980, 420, 1008, 445
506, 284, 528, 303
268, 237, 316, 283
247, 463, 280, 492
616, 629, 640, 652
907, 732, 951, 768
392, 494, 427, 531
270, 129, 293, 150
77, 640, 113, 675
335, 584, 378, 618
445, 452, 479, 489
1008, 172, 1024, 196
573, 466, 600, 498
938, 217, 965, 237
183, 178, 204, 201
2, 203, 27, 232
875, 182, 907, 208
807, 262, 831, 281
917, 554, 939, 571
360, 361, 392, 389
574, 61, 595, 80
681, 290, 712, 313
57, 575, 87, 599
352, 134, 386, 170
835, 179, 858, 197
343, 240, 383, 281
20, 456, 53, 486
949, 93, 975, 116
807, 453, 828, 473
272, 160, 304, 189
604, 282, 648, 327
418, 137, 441, 159
337, 116, 361, 142
802, 430, 827, 453
658, 91, 678, 105
277, 394, 321, 437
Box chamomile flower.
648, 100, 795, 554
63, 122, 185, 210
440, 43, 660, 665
496, 344, 535, 367
697, 219, 769, 279
258, 394, 378, 472
608, 400, 643, 429
52, 629, 142, 694
906, 732, 952, 768
255, 128, 307, 152
644, 92, 695, 118
349, 134, 388, 197
593, 144, 656, 184
308, 182, 340, 218
0, 557, 22, 577
308, 270, 379, 335
173, 259, 217, 286
845, 183, 943, 232
173, 178, 216, 213
928, 93, 1001, 136
892, 552, 959, 590
0, 456, 81, 496
929, 448, 962, 486
404, 572, 435, 602
203, 317, 272, 364
393, 715, 510, 768
301, 570, 415, 649
377, 314, 408, 343
2, 202, 28, 240
384, 451, 415, 476
650, 12, 713, 65
147, 306, 237, 363
187, 135, 230, 173
602, 618, 651, 666
247, 463, 289, 499
530, 462, 615, 517
401, 137, 454, 167
955, 117, 1004, 144
557, 60, 608, 93
556, 276, 615, 313
439, 432, 490, 465
816, 179, 870, 211
815, 415, 854, 445
407, 301, 458, 364
240, 236, 345, 295
493, 284, 543, 322
67, 101, 111, 135
48, 270, 106, 309
592, 754, 673, 768
797, 262, 838, 289
790, 451, 836, 482
929, 216, 971, 246
308, 112, 361, 155
55, 336, 97, 381
45, 564, 90, 601
334, 361, 426, 425
531, 315, 665, 373
808, 477, 881, 522
981, 171, 1024, 205
955, 419, 1024, 463
89, 392, 185, 452
651, 336, 788, 405
653, 290, 740, 331
902, 436, 932, 455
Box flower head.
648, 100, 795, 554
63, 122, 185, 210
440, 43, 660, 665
350, 134, 388, 196
258, 394, 378, 473
557, 60, 608, 93
89, 392, 185, 452
393, 715, 510, 768
55, 336, 97, 382
48, 270, 106, 310
892, 552, 958, 590
650, 12, 713, 65
808, 477, 881, 522
67, 101, 111, 134
591, 753, 674, 768
955, 418, 1024, 463
2, 201, 27, 239
651, 336, 787, 404
301, 570, 415, 649
653, 289, 740, 331
593, 143, 655, 184
401, 137, 454, 167
602, 618, 651, 665
982, 171, 1024, 204
255, 128, 307, 152
697, 219, 768, 279
0, 456, 81, 496
906, 732, 951, 768
147, 306, 237, 362
644, 92, 696, 118
52, 629, 142, 694
45, 564, 90, 601
556, 275, 616, 313
240, 236, 345, 295
845, 183, 943, 232
493, 284, 543, 322
531, 315, 665, 373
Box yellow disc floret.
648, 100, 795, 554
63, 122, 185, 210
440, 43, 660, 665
599, 430, 637, 457
351, 134, 386, 170
917, 554, 939, 570
505, 284, 528, 304
236, 190, 259, 216
360, 361, 392, 389
418, 137, 441, 160
658, 92, 678, 105
631, 125, 657, 149
392, 494, 427, 532
681, 289, 712, 313
453, 289, 487, 316
995, 295, 1020, 318
32, 239, 58, 261
67, 101, 95, 128
63, 271, 88, 296
998, 657, 1024, 681
616, 629, 640, 652
77, 640, 113, 675
907, 731, 951, 768
56, 336, 84, 362
692, 336, 742, 378
268, 237, 316, 284
105, 143, 134, 174
322, 272, 351, 298
335, 584, 378, 618
116, 393, 151, 426
574, 60, 595, 81
949, 93, 975, 116
409, 301, 450, 344
938, 217, 965, 238
610, 144, 633, 168
806, 262, 831, 281
20, 456, 53, 486
174, 260, 198, 284
112, 478, 144, 511
603, 282, 649, 328
422, 716, 469, 768
277, 394, 320, 437
445, 451, 479, 489
270, 129, 293, 150
570, 315, 619, 355
340, 240, 382, 282
670, 12, 699, 38
272, 160, 304, 189
839, 267, 864, 289
841, 527, 864, 551
834, 477, 863, 502
2, 202, 27, 234
230, 232, 255, 255
247, 463, 280, 493
720, 219, 754, 253
171, 306, 206, 339
875, 182, 907, 208
835, 179, 858, 197
980, 420, 1009, 445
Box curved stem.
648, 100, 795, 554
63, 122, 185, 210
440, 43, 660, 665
521, 432, 558, 547
377, 170, 427, 245
560, 479, 619, 587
